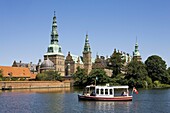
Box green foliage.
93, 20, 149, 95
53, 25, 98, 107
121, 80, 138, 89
153, 80, 161, 87
153, 80, 170, 88
11, 77, 19, 81
110, 73, 126, 85
166, 67, 170, 84
108, 50, 125, 77
88, 69, 110, 85
145, 55, 170, 84
73, 67, 87, 86
0, 69, 3, 81
72, 55, 170, 88
145, 76, 153, 88
125, 60, 148, 88
36, 71, 62, 81
36, 73, 47, 81
19, 78, 26, 81
73, 68, 111, 86
167, 67, 170, 75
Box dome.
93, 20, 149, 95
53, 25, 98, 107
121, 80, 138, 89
40, 59, 55, 70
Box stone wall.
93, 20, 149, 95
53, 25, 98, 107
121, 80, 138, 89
0, 81, 70, 90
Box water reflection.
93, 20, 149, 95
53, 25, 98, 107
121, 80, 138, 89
0, 88, 169, 113
79, 101, 132, 113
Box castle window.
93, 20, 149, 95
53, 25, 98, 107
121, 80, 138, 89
8, 72, 12, 76
59, 47, 61, 52
48, 47, 53, 53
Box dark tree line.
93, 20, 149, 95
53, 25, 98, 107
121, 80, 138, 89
36, 71, 62, 81
73, 54, 170, 88
73, 67, 110, 87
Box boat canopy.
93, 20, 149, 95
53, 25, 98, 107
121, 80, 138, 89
86, 85, 129, 89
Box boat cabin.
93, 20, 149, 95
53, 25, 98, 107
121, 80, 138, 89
83, 84, 129, 97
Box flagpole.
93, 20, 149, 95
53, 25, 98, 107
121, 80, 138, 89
132, 87, 134, 96
95, 76, 98, 86
95, 79, 96, 86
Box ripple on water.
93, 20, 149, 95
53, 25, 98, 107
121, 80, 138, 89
0, 88, 170, 113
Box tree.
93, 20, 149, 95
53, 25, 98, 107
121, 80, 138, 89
125, 60, 149, 88
108, 49, 125, 77
0, 69, 3, 81
167, 67, 170, 75
73, 67, 87, 86
145, 55, 169, 84
88, 69, 110, 85
36, 71, 62, 81
166, 67, 170, 84
111, 73, 127, 86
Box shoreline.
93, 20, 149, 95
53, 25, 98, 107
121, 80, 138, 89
0, 81, 71, 90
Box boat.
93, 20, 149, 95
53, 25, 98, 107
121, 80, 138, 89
1, 86, 12, 90
78, 84, 132, 101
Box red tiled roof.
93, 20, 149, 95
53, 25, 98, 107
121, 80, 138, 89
0, 66, 32, 78
30, 74, 37, 79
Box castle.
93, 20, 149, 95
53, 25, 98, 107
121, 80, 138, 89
11, 12, 142, 77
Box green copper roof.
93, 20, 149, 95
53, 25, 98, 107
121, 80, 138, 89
45, 12, 64, 56
133, 41, 140, 56
83, 34, 91, 53
51, 12, 58, 45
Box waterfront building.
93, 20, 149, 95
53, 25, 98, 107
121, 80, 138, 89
65, 52, 84, 75
43, 12, 65, 76
12, 60, 37, 74
0, 66, 36, 80
65, 34, 92, 75
92, 49, 132, 76
10, 13, 141, 78
92, 55, 112, 77
40, 58, 55, 73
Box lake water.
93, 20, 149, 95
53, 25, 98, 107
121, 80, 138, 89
0, 88, 170, 113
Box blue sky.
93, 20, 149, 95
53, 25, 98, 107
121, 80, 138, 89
0, 0, 170, 67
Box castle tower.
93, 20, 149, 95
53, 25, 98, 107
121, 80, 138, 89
83, 34, 92, 74
44, 12, 65, 76
133, 38, 142, 61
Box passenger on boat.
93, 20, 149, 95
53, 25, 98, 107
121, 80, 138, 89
121, 91, 127, 96
90, 90, 96, 96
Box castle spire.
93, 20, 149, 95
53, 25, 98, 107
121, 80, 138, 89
134, 37, 140, 56
83, 33, 91, 53
54, 11, 56, 16
46, 12, 63, 55
133, 37, 142, 61
51, 11, 58, 44
43, 13, 65, 76
83, 33, 92, 74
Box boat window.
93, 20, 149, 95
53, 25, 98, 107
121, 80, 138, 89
86, 87, 90, 93
105, 89, 108, 95
96, 89, 99, 94
101, 89, 104, 94
90, 87, 95, 92
110, 89, 113, 95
